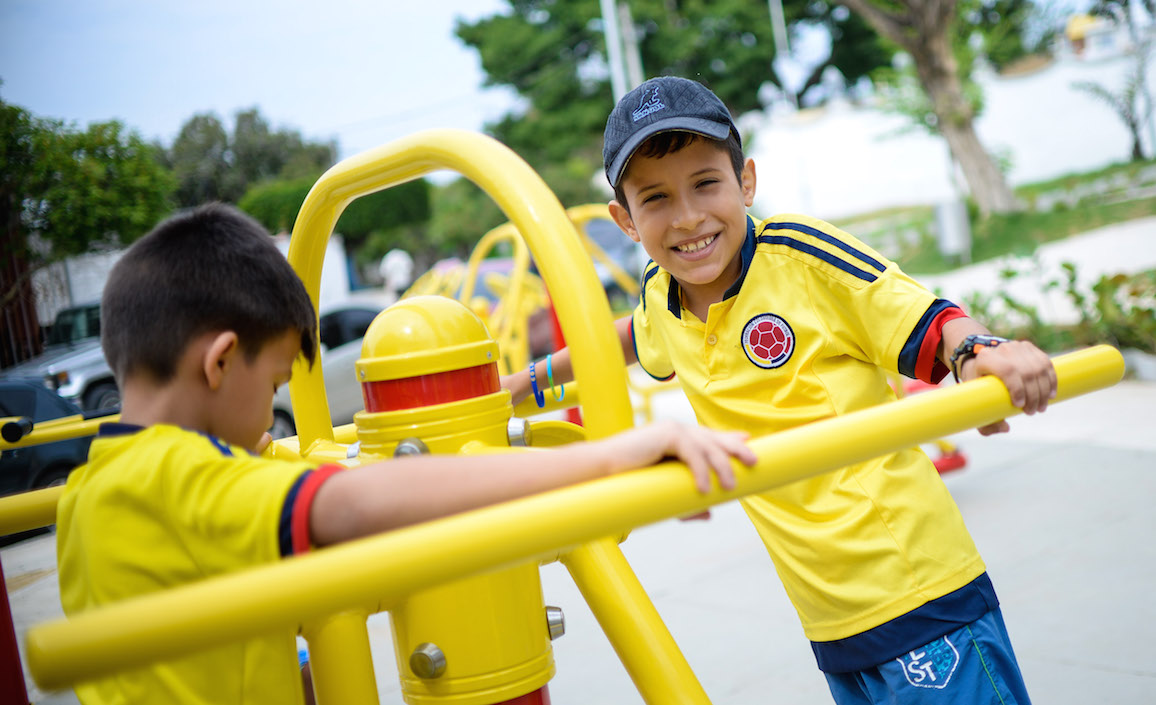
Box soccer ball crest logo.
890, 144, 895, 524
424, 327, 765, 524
742, 313, 795, 369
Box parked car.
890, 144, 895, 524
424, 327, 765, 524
0, 381, 94, 497
270, 299, 389, 438
0, 302, 121, 412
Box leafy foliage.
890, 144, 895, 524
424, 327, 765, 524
962, 263, 1156, 355
238, 174, 432, 269
164, 108, 336, 208
1, 98, 174, 305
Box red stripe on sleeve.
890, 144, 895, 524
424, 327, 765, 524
916, 308, 969, 383
290, 463, 346, 555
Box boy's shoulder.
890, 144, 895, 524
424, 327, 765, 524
752, 213, 891, 286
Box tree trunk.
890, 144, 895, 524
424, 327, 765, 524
839, 0, 1022, 216
910, 30, 1020, 216
0, 193, 43, 368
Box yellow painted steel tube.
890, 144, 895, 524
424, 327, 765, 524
0, 486, 62, 535
285, 129, 633, 455
0, 414, 117, 451
303, 611, 379, 705
24, 345, 1123, 689
564, 203, 641, 298
562, 540, 710, 703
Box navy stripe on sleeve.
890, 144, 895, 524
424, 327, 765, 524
278, 470, 311, 557
898, 299, 958, 378
757, 235, 878, 283
763, 221, 886, 273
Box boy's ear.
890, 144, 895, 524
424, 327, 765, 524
608, 200, 641, 243
202, 331, 240, 391
741, 158, 757, 208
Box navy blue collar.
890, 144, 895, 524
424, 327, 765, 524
665, 215, 758, 319
97, 422, 145, 437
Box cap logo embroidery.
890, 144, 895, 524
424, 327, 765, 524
632, 85, 665, 121
741, 313, 794, 369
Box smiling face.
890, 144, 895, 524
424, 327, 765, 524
610, 136, 756, 314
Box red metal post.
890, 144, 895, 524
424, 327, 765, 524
0, 558, 31, 704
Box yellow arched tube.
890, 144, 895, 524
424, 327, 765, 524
459, 222, 539, 375
285, 130, 632, 455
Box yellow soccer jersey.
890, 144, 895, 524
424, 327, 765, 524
57, 423, 326, 705
632, 214, 982, 643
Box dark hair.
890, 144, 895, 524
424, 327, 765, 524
101, 203, 318, 383
612, 130, 745, 213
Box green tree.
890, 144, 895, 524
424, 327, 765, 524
166, 108, 336, 208
239, 175, 433, 271
1, 97, 174, 362
166, 112, 231, 206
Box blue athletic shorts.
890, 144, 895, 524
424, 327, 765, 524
824, 609, 1031, 705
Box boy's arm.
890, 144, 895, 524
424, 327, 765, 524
939, 317, 1057, 436
307, 418, 754, 546
503, 315, 637, 406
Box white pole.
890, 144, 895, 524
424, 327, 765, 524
767, 0, 791, 58
619, 1, 645, 90
600, 0, 629, 101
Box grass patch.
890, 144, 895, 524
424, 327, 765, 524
969, 197, 1156, 266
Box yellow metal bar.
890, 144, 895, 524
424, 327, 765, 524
459, 224, 536, 375
0, 414, 117, 451
0, 486, 62, 535
23, 346, 1123, 689
562, 541, 710, 704
285, 129, 633, 455
564, 203, 641, 298
304, 611, 379, 705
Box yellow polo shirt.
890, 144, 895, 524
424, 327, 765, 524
57, 423, 318, 705
632, 214, 983, 642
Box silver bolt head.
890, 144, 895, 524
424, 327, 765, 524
409, 642, 446, 679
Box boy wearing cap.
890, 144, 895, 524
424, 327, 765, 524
508, 76, 1055, 704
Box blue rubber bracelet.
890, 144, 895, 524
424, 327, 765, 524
529, 361, 545, 408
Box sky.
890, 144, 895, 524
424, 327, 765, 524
0, 0, 520, 162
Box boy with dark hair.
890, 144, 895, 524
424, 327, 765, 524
508, 76, 1056, 704
57, 202, 756, 705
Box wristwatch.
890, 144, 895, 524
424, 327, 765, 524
950, 334, 1009, 382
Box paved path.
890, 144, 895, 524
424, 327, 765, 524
916, 216, 1156, 327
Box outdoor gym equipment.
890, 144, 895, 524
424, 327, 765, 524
0, 129, 1129, 705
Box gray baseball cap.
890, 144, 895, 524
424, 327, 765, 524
603, 76, 740, 188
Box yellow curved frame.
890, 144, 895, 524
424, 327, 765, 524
285, 130, 633, 456
458, 223, 546, 375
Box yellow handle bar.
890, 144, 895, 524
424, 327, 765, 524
24, 345, 1123, 689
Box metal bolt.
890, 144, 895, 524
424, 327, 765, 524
507, 417, 533, 447
394, 438, 430, 457
409, 642, 446, 679
359, 369, 367, 380
546, 606, 565, 640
